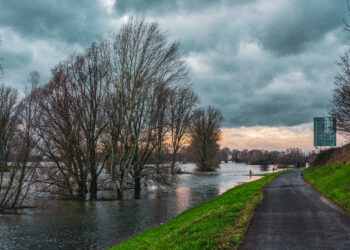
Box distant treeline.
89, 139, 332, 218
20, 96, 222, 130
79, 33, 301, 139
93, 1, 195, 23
220, 147, 317, 166
147, 146, 317, 167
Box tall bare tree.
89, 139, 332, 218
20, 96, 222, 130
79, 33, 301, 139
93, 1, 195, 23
153, 86, 171, 168
169, 86, 198, 173
10, 72, 40, 208
35, 44, 108, 200
0, 85, 19, 211
70, 43, 108, 200
190, 106, 223, 171
35, 58, 89, 200
104, 17, 189, 199
0, 72, 38, 212
130, 85, 172, 198
330, 50, 350, 134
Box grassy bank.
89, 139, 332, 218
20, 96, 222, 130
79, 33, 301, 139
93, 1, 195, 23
304, 163, 350, 213
110, 171, 283, 250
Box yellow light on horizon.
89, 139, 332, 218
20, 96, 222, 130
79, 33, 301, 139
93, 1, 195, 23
219, 123, 347, 151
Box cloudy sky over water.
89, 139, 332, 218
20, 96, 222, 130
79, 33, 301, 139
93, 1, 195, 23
0, 0, 349, 150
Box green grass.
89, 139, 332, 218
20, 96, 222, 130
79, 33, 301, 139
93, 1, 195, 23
304, 163, 350, 213
110, 171, 283, 250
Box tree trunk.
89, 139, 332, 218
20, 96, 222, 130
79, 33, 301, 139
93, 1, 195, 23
78, 183, 86, 201
117, 188, 123, 200
170, 152, 177, 174
90, 174, 97, 200
134, 172, 141, 199
11, 166, 26, 208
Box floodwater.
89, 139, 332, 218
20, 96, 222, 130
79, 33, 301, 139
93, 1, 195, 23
0, 162, 277, 249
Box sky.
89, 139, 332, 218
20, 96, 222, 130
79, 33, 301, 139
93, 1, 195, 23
0, 0, 349, 150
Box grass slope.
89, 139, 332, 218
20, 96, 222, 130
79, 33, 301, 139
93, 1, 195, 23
111, 172, 283, 250
304, 163, 350, 213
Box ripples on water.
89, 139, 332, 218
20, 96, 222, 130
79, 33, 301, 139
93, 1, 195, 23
0, 162, 278, 249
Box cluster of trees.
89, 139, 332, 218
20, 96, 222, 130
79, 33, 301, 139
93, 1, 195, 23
330, 8, 350, 134
0, 74, 39, 212
0, 18, 223, 209
190, 107, 223, 171
330, 4, 350, 141
330, 51, 350, 134
222, 148, 316, 166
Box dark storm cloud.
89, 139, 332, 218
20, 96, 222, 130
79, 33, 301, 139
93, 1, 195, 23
0, 0, 108, 45
0, 0, 349, 127
253, 0, 349, 55
115, 0, 222, 15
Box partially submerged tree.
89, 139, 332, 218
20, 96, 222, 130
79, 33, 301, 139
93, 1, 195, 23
220, 147, 231, 163
71, 43, 108, 200
0, 73, 38, 212
104, 17, 189, 199
35, 44, 108, 200
1, 17, 198, 202
35, 58, 91, 200
169, 86, 198, 173
10, 72, 40, 208
0, 85, 20, 211
190, 106, 223, 171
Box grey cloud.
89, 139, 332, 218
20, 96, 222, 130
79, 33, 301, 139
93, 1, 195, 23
0, 0, 108, 45
253, 0, 349, 55
189, 25, 346, 127
1, 51, 32, 70
0, 0, 349, 128
115, 0, 223, 15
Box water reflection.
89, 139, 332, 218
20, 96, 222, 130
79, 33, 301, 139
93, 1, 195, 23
175, 186, 191, 213
0, 162, 277, 249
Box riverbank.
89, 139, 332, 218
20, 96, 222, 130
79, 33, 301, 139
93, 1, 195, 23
110, 171, 283, 249
304, 162, 350, 213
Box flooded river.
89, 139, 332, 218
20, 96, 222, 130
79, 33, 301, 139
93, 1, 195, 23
0, 162, 277, 249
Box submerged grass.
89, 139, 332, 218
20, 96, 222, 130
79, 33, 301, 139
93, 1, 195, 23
304, 162, 350, 213
110, 171, 283, 250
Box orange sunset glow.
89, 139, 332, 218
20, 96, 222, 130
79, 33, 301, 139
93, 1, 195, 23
220, 124, 347, 151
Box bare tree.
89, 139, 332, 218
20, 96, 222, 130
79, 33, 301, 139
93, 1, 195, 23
330, 50, 350, 134
104, 17, 189, 199
169, 86, 198, 173
35, 44, 108, 200
276, 148, 306, 166
190, 106, 223, 171
153, 86, 171, 169
0, 85, 19, 212
220, 147, 231, 163
343, 0, 350, 33
10, 72, 40, 208
35, 59, 89, 200
0, 73, 38, 212
70, 43, 108, 200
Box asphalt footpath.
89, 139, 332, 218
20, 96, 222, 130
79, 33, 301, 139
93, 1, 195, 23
239, 168, 350, 250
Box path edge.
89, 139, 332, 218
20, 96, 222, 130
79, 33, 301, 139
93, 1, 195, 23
301, 168, 350, 216
234, 170, 286, 250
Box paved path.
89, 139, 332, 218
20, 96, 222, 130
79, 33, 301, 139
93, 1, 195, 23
239, 168, 350, 250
